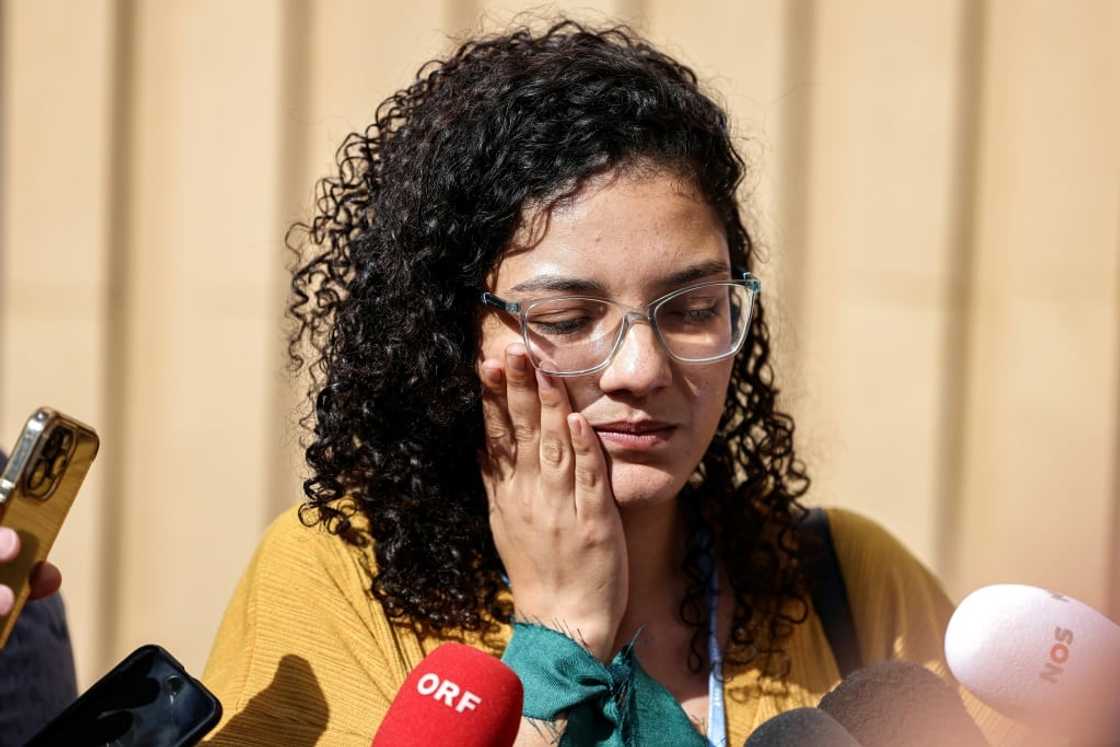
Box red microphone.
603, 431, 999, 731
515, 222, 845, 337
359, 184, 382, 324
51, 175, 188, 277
371, 642, 523, 746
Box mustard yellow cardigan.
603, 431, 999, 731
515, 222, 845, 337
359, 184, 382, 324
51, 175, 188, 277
202, 506, 1030, 745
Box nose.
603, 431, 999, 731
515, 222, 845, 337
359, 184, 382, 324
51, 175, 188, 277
596, 316, 673, 397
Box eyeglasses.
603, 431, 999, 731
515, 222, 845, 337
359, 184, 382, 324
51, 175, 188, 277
480, 271, 761, 377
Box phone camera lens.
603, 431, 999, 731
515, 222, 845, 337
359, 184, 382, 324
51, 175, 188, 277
163, 674, 185, 702
50, 454, 69, 479
27, 460, 49, 493
23, 424, 76, 500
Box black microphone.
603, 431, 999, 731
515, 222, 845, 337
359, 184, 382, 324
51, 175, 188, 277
818, 660, 987, 747
744, 707, 862, 746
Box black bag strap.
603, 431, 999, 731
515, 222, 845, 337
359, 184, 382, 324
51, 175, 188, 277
802, 507, 862, 677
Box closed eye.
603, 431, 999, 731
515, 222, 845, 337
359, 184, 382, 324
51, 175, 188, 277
528, 316, 593, 335
679, 307, 719, 322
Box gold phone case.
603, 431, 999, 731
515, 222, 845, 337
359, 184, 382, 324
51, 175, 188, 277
0, 407, 99, 648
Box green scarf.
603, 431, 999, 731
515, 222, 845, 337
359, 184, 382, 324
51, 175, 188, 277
501, 622, 709, 747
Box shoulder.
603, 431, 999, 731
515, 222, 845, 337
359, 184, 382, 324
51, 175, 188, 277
216, 500, 379, 625
202, 501, 414, 744
822, 507, 942, 591
823, 506, 911, 556
255, 499, 370, 569
265, 500, 335, 544
206, 499, 393, 656
818, 507, 953, 665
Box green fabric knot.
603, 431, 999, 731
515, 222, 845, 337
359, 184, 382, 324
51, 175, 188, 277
501, 622, 708, 747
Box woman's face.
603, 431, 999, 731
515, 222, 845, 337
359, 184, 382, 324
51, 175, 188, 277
478, 169, 736, 511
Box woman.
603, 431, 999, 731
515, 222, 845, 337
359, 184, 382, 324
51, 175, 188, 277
203, 20, 1014, 746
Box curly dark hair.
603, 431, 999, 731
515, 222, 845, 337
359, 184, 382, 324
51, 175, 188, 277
288, 19, 813, 676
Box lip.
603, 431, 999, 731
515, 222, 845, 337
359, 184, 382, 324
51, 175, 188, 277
591, 420, 677, 450
592, 420, 674, 434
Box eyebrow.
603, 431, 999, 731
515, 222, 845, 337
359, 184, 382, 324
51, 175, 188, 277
506, 275, 608, 296
659, 259, 733, 290
506, 259, 732, 297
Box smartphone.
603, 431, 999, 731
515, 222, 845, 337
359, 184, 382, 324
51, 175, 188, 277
0, 406, 99, 648
27, 643, 223, 746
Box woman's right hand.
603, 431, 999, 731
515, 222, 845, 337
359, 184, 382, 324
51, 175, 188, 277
479, 343, 628, 661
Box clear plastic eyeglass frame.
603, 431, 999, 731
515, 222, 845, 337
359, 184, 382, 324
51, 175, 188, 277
480, 270, 762, 377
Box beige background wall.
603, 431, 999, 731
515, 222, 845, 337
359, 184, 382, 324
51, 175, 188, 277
2, 0, 1118, 689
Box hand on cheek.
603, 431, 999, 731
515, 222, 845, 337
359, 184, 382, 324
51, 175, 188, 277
478, 343, 628, 660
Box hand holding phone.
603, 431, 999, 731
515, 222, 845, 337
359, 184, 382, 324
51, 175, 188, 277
0, 526, 63, 608
0, 407, 99, 648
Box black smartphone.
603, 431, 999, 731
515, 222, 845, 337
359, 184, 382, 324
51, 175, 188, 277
27, 644, 222, 747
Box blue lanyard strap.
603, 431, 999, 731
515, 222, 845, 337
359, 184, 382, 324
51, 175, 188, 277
705, 560, 727, 746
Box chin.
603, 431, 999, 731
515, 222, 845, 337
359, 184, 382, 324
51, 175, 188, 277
607, 461, 690, 510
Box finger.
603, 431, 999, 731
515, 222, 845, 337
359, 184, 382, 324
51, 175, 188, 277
479, 360, 514, 461
568, 413, 614, 519
0, 585, 11, 616
28, 561, 62, 600
479, 361, 515, 515
0, 527, 20, 563
535, 368, 574, 492
503, 343, 541, 469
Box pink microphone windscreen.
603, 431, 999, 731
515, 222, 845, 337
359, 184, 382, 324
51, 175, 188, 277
945, 584, 1120, 742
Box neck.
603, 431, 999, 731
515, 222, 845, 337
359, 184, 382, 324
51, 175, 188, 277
613, 500, 690, 647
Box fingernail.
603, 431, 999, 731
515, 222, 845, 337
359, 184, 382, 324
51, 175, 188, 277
482, 364, 501, 386
0, 585, 12, 616
508, 350, 527, 373
535, 368, 552, 390
0, 529, 15, 557
568, 414, 582, 437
